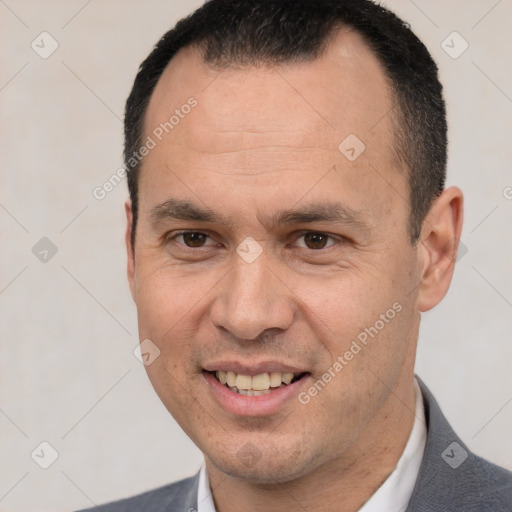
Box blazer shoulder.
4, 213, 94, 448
409, 378, 512, 511
471, 453, 512, 509
75, 473, 198, 512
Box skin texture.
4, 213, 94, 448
125, 28, 463, 512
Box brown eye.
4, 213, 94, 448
181, 232, 208, 247
303, 232, 330, 249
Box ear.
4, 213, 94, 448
416, 186, 464, 312
125, 200, 136, 301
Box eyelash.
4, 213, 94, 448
164, 230, 342, 251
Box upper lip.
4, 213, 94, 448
203, 360, 308, 376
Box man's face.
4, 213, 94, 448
127, 30, 424, 483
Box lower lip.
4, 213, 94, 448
203, 371, 309, 417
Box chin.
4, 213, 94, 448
206, 440, 320, 485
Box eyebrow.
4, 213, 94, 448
151, 199, 229, 227
150, 198, 372, 233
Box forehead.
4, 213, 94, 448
139, 28, 405, 228
144, 27, 395, 156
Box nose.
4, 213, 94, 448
210, 253, 295, 341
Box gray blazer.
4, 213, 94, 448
78, 378, 512, 511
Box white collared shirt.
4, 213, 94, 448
197, 378, 426, 512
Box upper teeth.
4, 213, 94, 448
215, 370, 296, 390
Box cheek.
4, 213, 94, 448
131, 265, 210, 405
296, 281, 414, 441
295, 252, 417, 383
295, 269, 395, 342
133, 266, 211, 429
134, 260, 209, 339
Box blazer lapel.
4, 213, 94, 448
166, 471, 200, 512
405, 377, 506, 511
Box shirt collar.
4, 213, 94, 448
197, 378, 426, 512
357, 377, 426, 512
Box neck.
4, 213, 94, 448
206, 374, 417, 512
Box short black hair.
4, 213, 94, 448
124, 0, 447, 246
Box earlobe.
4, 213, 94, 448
416, 187, 464, 312
125, 200, 136, 301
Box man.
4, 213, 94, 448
80, 0, 512, 511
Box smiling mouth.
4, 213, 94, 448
209, 370, 308, 396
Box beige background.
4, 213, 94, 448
1, 1, 511, 510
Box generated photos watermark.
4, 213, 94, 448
298, 302, 403, 404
